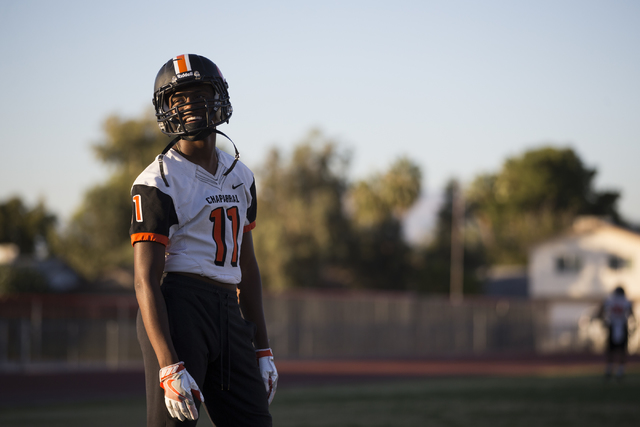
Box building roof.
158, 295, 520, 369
531, 216, 640, 250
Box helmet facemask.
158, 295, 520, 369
153, 55, 232, 140
156, 84, 225, 140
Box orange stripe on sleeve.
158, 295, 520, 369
243, 221, 256, 233
131, 233, 169, 247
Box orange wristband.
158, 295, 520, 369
255, 349, 273, 358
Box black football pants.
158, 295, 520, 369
136, 273, 272, 427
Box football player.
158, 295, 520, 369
131, 54, 276, 426
597, 286, 634, 380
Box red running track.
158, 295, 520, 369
1, 355, 637, 406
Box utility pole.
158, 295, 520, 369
450, 180, 464, 304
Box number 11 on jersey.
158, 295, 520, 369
210, 206, 240, 267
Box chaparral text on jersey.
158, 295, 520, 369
206, 194, 240, 204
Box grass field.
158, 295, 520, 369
1, 374, 638, 427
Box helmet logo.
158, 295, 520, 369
176, 71, 194, 79
173, 54, 192, 74
173, 54, 195, 80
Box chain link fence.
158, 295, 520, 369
0, 292, 636, 371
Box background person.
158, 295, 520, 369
596, 285, 634, 380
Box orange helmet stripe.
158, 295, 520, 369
173, 54, 191, 74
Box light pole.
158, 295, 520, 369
450, 180, 464, 304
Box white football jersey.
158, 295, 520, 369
603, 294, 633, 344
130, 148, 257, 285
603, 294, 633, 326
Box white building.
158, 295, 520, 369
528, 217, 640, 353
529, 216, 640, 300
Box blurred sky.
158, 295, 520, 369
1, 1, 639, 239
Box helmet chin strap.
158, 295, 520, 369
157, 129, 240, 187
216, 129, 240, 177
181, 126, 215, 142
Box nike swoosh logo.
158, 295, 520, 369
232, 183, 244, 189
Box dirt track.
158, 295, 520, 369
276, 354, 640, 386
1, 355, 638, 406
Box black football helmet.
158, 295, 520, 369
153, 54, 232, 140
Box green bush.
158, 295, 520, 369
0, 265, 48, 294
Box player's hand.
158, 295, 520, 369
159, 361, 204, 421
256, 348, 278, 404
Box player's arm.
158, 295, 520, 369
133, 241, 179, 368
238, 231, 278, 404
131, 184, 180, 367
237, 231, 269, 349
134, 241, 203, 420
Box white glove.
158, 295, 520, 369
159, 361, 204, 421
256, 348, 278, 404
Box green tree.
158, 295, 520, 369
56, 111, 168, 280
467, 146, 621, 265
0, 197, 57, 294
252, 130, 353, 291
0, 265, 48, 295
0, 197, 57, 255
253, 132, 423, 292
349, 157, 421, 228
347, 157, 422, 290
93, 112, 170, 179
